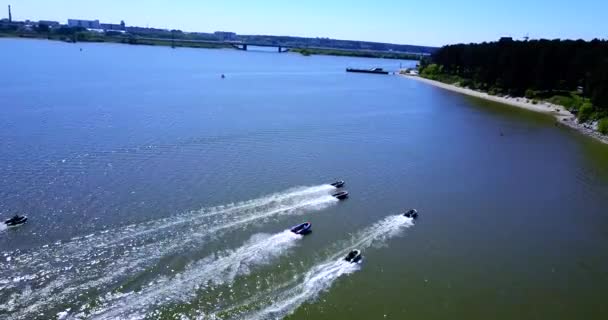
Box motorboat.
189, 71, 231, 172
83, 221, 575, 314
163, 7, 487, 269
330, 180, 345, 188
290, 222, 312, 235
403, 209, 419, 219
4, 215, 27, 227
344, 249, 362, 263
332, 191, 349, 200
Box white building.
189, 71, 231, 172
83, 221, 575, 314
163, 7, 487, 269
67, 19, 100, 29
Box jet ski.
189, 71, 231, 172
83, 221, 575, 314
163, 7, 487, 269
403, 209, 419, 219
290, 222, 312, 235
344, 249, 362, 263
330, 180, 345, 188
332, 191, 349, 200
4, 214, 28, 227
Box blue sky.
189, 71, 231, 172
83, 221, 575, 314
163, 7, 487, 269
2, 0, 606, 46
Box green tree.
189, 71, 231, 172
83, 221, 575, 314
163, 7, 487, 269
420, 64, 442, 80
578, 102, 594, 123
598, 118, 608, 135
525, 89, 536, 99
427, 39, 608, 111
36, 23, 50, 33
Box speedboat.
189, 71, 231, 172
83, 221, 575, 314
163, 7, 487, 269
332, 191, 349, 200
344, 249, 362, 263
330, 180, 345, 188
290, 222, 312, 235
403, 209, 419, 219
4, 215, 27, 227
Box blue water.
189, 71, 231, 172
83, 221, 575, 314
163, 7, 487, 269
1, 38, 607, 320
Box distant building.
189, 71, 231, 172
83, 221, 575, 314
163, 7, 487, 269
499, 37, 514, 42
100, 20, 125, 31
38, 20, 60, 28
214, 31, 237, 41
68, 19, 100, 29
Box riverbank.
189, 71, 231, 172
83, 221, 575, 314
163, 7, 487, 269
291, 48, 422, 60
0, 32, 420, 60
0, 32, 231, 49
401, 74, 608, 144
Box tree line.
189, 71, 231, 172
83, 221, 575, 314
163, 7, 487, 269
420, 38, 608, 115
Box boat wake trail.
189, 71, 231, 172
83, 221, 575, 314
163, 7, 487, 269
0, 184, 337, 320
87, 230, 302, 320
220, 214, 414, 320
250, 259, 360, 320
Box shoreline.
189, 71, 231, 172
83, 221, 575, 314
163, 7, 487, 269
400, 74, 608, 145
0, 34, 420, 60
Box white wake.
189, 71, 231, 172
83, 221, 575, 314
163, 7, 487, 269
232, 214, 414, 320
87, 230, 302, 319
0, 184, 338, 320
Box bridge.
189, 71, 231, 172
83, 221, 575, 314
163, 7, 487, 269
225, 41, 291, 52
133, 37, 292, 52
128, 37, 421, 56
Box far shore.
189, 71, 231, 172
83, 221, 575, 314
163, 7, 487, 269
0, 33, 421, 60
400, 74, 608, 145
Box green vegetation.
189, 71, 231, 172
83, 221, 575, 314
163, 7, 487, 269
1, 25, 435, 60
525, 89, 540, 99
239, 35, 436, 55
419, 39, 608, 126
599, 118, 608, 134
291, 48, 422, 60
297, 49, 312, 56
578, 103, 595, 123
0, 27, 233, 49
419, 63, 465, 84
545, 93, 585, 110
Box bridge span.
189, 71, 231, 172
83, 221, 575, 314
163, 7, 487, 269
126, 37, 415, 55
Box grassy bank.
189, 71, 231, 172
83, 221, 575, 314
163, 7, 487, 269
0, 30, 233, 49
1, 30, 422, 59
291, 48, 422, 60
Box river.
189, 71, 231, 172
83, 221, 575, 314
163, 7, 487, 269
1, 38, 607, 320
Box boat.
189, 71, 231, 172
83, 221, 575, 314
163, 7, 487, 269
4, 215, 27, 227
290, 222, 312, 235
403, 209, 419, 219
330, 180, 345, 188
332, 191, 349, 200
344, 249, 362, 263
346, 67, 389, 75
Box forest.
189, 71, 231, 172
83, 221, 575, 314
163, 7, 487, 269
420, 38, 608, 125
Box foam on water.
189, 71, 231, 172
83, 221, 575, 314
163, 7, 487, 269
0, 184, 337, 320
225, 214, 414, 320
100, 184, 336, 247
336, 214, 414, 257
250, 259, 360, 320
87, 230, 302, 319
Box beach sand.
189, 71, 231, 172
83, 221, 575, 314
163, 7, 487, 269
401, 74, 608, 145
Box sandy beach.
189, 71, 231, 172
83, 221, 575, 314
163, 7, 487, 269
401, 74, 608, 145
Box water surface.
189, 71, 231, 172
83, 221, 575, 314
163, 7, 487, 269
1, 38, 607, 320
